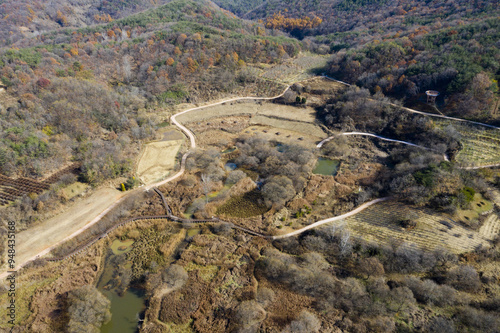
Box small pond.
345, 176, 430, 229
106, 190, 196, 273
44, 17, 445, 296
313, 157, 340, 176
222, 147, 236, 154
225, 162, 237, 171
100, 287, 145, 333
110, 239, 134, 255
98, 241, 145, 333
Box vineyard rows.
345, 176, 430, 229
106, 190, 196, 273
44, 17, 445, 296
344, 201, 488, 253
0, 163, 80, 206
435, 120, 500, 167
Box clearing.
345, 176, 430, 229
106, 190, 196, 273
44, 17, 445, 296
136, 129, 184, 184
175, 100, 317, 124
176, 100, 326, 148
259, 53, 329, 84
61, 181, 89, 200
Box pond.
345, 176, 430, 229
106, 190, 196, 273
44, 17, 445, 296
100, 287, 145, 333
225, 162, 237, 171
110, 239, 134, 255
98, 242, 145, 333
313, 157, 340, 176
222, 147, 236, 154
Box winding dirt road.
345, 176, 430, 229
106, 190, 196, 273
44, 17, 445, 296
271, 197, 390, 240
4, 75, 499, 278
318, 131, 437, 150
0, 86, 291, 278
317, 131, 450, 161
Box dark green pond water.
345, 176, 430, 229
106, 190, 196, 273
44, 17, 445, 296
313, 158, 340, 176
100, 287, 145, 333
98, 246, 145, 333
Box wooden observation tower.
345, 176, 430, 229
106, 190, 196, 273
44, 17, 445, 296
425, 90, 439, 104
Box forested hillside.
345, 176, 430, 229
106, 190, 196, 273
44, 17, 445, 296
0, 0, 298, 178
328, 19, 499, 118
213, 0, 499, 121
0, 0, 302, 229
0, 0, 179, 47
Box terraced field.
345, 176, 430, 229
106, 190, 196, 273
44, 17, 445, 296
479, 214, 500, 240
0, 163, 80, 206
435, 120, 500, 167
261, 53, 329, 84
344, 201, 489, 253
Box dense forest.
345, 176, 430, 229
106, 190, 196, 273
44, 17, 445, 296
0, 0, 299, 179
213, 0, 500, 120
0, 0, 175, 46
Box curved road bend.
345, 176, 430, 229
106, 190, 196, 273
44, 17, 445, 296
0, 85, 292, 278
3, 75, 499, 278
272, 197, 390, 240
318, 132, 436, 150
317, 132, 450, 161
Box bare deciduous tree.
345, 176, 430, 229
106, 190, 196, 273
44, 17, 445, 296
66, 285, 111, 333
282, 310, 321, 333
162, 264, 188, 289
201, 173, 212, 204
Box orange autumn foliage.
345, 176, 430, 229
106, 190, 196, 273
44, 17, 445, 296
265, 12, 322, 32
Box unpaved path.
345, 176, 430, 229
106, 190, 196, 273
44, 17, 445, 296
322, 74, 500, 130
318, 132, 437, 150
1, 188, 125, 277
317, 132, 450, 161
0, 86, 292, 278
271, 197, 390, 240
4, 75, 498, 278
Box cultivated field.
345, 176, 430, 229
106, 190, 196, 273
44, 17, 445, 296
435, 120, 500, 167
343, 201, 490, 253
176, 100, 317, 124
177, 100, 327, 147
479, 214, 500, 240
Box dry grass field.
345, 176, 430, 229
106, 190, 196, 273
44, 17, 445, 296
479, 214, 500, 240
137, 139, 183, 184
176, 100, 318, 123
178, 101, 326, 148
261, 53, 329, 84
249, 115, 325, 138
61, 182, 89, 200
305, 76, 346, 94
343, 201, 491, 253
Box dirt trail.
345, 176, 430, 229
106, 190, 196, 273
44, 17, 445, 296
5, 74, 497, 278
0, 188, 125, 278
0, 86, 292, 278
272, 198, 390, 239
322, 74, 500, 130
318, 132, 450, 161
